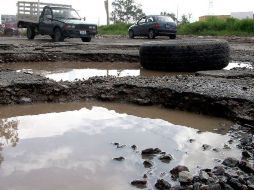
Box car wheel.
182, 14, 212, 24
27, 26, 35, 40
148, 29, 155, 39
128, 30, 134, 39
81, 37, 91, 42
53, 28, 64, 42
140, 40, 230, 71
169, 34, 176, 39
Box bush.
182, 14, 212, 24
178, 17, 254, 36
98, 23, 132, 35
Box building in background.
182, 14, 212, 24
231, 11, 254, 19
199, 15, 230, 21
199, 11, 254, 21
1, 15, 16, 24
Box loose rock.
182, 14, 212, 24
178, 171, 193, 186
212, 166, 225, 176
202, 144, 212, 151
159, 154, 173, 163
113, 157, 125, 161
170, 165, 190, 177
141, 148, 162, 155
238, 161, 254, 174
155, 179, 171, 190
143, 160, 153, 168
131, 179, 147, 188
242, 151, 251, 159
222, 157, 239, 167
131, 145, 137, 150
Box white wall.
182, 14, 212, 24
231, 11, 253, 19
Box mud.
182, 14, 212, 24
0, 36, 253, 123
0, 36, 253, 190
0, 70, 253, 125
0, 36, 254, 65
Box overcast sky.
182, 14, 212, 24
0, 0, 253, 24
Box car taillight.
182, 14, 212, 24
154, 23, 160, 29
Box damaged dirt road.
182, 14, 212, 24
0, 36, 254, 64
0, 36, 254, 190
0, 36, 253, 124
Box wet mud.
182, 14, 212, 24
0, 36, 253, 189
0, 70, 253, 125
0, 36, 254, 65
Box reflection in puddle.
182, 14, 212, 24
3, 61, 252, 82
224, 61, 253, 70
0, 102, 239, 190
13, 61, 182, 81
46, 69, 140, 81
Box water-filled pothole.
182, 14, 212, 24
0, 102, 240, 190
2, 61, 252, 82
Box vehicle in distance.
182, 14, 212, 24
128, 15, 177, 39
17, 1, 97, 42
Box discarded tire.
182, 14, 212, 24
140, 40, 230, 71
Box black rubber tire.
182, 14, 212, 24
81, 37, 92, 42
53, 28, 64, 42
169, 34, 176, 39
129, 30, 134, 39
148, 29, 155, 39
27, 26, 35, 40
140, 40, 230, 71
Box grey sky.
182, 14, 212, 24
0, 0, 253, 24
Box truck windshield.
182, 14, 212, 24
52, 8, 81, 20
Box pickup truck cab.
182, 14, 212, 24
17, 1, 97, 42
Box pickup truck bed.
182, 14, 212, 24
17, 1, 72, 24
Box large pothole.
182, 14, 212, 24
0, 101, 245, 190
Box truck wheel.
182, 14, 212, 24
27, 26, 35, 40
140, 40, 230, 71
53, 28, 64, 42
81, 37, 91, 42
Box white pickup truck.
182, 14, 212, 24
17, 1, 97, 42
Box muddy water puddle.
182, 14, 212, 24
0, 101, 240, 190
5, 62, 177, 81
2, 61, 252, 82
224, 61, 253, 70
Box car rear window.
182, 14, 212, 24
155, 16, 174, 23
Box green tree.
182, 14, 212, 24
180, 14, 191, 25
111, 0, 145, 23
160, 12, 177, 22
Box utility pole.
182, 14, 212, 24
104, 0, 110, 25
37, 0, 40, 16
176, 4, 179, 25
208, 0, 213, 15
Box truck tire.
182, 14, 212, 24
81, 37, 91, 42
139, 40, 230, 71
27, 26, 35, 40
53, 28, 64, 42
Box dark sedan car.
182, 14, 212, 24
128, 15, 177, 39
